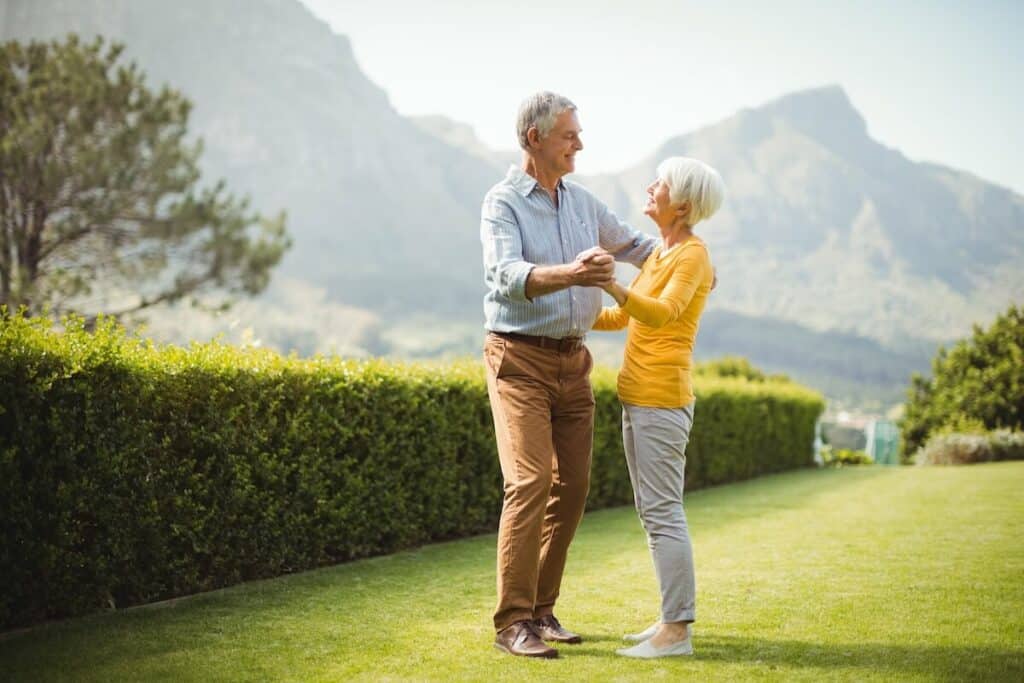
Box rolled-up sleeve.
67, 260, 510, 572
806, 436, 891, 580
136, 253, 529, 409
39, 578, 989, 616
481, 195, 534, 303
595, 199, 657, 268
593, 305, 629, 330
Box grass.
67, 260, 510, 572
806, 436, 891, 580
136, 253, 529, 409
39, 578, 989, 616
2, 463, 1022, 682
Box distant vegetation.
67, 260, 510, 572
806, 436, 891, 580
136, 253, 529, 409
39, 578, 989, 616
695, 355, 790, 383
0, 35, 289, 323
901, 303, 1024, 461
913, 430, 1024, 466
694, 310, 934, 409
819, 445, 873, 467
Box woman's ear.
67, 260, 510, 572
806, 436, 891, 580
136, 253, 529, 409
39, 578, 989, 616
676, 201, 691, 219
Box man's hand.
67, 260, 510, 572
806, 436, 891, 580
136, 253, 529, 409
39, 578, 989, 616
575, 246, 608, 264
522, 247, 615, 299
571, 247, 614, 287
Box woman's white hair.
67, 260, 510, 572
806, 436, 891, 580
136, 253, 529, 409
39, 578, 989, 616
516, 91, 576, 150
657, 157, 725, 226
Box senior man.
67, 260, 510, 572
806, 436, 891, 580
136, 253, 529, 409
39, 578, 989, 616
481, 91, 657, 658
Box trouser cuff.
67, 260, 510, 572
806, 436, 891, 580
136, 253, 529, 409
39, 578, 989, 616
662, 610, 695, 624
494, 610, 536, 633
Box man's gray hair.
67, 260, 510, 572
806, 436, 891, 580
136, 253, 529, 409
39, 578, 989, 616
516, 91, 577, 150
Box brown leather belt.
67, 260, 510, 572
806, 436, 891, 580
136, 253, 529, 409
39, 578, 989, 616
492, 331, 584, 352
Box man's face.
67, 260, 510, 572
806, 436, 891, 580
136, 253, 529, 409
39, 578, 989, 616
533, 110, 584, 177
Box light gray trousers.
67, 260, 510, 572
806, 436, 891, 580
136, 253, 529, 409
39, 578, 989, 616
621, 402, 696, 624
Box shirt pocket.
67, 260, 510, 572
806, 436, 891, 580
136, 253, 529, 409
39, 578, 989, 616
576, 213, 598, 246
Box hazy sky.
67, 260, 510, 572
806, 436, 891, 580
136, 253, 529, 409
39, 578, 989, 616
299, 0, 1023, 193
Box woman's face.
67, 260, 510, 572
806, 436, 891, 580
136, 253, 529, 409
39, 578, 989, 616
644, 177, 682, 227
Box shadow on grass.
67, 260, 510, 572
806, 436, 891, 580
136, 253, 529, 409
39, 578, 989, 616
572, 633, 1023, 681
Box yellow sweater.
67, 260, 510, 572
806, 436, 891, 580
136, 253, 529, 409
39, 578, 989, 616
593, 236, 713, 408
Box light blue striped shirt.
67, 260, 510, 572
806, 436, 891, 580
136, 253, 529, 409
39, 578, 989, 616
481, 166, 657, 338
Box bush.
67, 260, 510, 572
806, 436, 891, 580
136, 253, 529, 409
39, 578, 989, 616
697, 356, 775, 382
914, 429, 1024, 466
901, 304, 1024, 459
820, 445, 873, 467
0, 312, 823, 628
989, 430, 1024, 461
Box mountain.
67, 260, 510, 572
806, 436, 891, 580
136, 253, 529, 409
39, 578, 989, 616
4, 1, 1020, 407
581, 86, 1024, 349
410, 115, 519, 171
1, 0, 502, 318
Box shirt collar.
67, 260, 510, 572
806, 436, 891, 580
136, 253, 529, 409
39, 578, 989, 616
506, 165, 564, 198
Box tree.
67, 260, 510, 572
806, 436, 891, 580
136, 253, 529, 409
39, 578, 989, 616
901, 304, 1024, 456
695, 356, 790, 383
0, 35, 289, 322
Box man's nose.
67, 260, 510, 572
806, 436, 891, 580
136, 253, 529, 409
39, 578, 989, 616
575, 137, 584, 151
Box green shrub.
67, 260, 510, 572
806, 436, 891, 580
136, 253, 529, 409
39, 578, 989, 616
914, 429, 1024, 466
901, 304, 1024, 459
0, 312, 823, 628
819, 445, 873, 467
989, 430, 1024, 462
696, 355, 770, 382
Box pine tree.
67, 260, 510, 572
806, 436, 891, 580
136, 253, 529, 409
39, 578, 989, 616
0, 35, 290, 321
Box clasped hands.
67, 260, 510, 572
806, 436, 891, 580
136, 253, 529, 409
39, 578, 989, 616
573, 246, 719, 299
573, 246, 617, 293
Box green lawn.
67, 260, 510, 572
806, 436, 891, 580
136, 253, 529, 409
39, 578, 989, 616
2, 463, 1022, 682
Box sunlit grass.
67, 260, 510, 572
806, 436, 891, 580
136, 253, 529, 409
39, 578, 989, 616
2, 464, 1021, 681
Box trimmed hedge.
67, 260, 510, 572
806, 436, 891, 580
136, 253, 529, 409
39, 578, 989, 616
0, 314, 823, 629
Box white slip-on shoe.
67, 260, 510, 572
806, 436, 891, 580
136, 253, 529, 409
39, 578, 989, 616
616, 636, 694, 658
623, 623, 660, 642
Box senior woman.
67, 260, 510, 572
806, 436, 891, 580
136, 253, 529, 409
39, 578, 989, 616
592, 156, 724, 659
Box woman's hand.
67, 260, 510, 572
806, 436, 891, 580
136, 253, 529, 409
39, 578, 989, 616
604, 280, 630, 307
577, 247, 628, 302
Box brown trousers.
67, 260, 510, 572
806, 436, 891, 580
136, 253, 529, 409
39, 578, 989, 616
484, 332, 595, 632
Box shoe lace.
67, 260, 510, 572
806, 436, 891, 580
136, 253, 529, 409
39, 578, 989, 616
516, 620, 542, 644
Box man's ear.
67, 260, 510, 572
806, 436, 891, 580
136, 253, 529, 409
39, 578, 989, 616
526, 125, 541, 149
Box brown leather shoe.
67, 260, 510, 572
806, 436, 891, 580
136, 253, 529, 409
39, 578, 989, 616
533, 614, 583, 644
494, 620, 558, 658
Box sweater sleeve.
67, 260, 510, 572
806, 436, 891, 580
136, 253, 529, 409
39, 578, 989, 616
622, 245, 707, 328
593, 306, 629, 331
